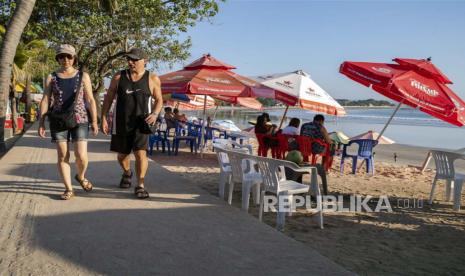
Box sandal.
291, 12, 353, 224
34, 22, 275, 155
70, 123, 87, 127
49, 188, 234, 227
134, 186, 149, 199
60, 190, 74, 200
75, 175, 93, 192
119, 171, 133, 189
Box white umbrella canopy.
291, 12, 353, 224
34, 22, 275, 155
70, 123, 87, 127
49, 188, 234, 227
254, 70, 346, 116
350, 130, 395, 145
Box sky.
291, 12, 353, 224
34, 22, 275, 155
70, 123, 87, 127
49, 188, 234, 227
158, 0, 465, 100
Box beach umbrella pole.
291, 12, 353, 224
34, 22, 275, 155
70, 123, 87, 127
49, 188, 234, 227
200, 95, 207, 158
357, 101, 403, 172
211, 105, 219, 121
377, 101, 403, 142
278, 105, 289, 130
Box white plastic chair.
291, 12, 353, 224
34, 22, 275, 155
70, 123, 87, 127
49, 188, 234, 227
213, 145, 232, 200
227, 150, 262, 211
429, 150, 465, 210
212, 138, 253, 154
213, 145, 251, 203
254, 155, 323, 230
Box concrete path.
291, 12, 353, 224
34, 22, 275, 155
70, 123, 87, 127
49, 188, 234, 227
0, 124, 351, 275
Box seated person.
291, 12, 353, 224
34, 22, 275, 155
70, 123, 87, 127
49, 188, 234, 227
281, 118, 300, 150
254, 114, 275, 135
173, 108, 188, 123
282, 118, 300, 135
164, 107, 177, 129
300, 114, 332, 155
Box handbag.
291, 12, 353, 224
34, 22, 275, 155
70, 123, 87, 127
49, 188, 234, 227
48, 70, 83, 132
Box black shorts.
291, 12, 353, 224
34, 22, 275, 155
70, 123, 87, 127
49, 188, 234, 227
110, 130, 149, 155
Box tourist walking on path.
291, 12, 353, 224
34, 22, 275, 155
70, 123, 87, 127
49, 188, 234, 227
101, 47, 163, 199
38, 44, 99, 200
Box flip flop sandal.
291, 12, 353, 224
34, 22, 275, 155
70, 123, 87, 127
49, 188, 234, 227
134, 186, 149, 199
75, 175, 93, 192
60, 190, 74, 200
119, 171, 133, 189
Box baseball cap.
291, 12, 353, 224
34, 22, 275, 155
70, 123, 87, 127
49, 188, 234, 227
126, 47, 148, 60
55, 44, 76, 57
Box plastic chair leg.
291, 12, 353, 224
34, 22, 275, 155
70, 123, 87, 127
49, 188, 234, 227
366, 158, 372, 174
242, 182, 251, 211
453, 179, 463, 211
218, 172, 229, 199
227, 181, 235, 205
252, 184, 260, 205
351, 157, 358, 174
429, 176, 438, 204
446, 180, 454, 201
259, 190, 265, 222
174, 140, 180, 155
311, 154, 317, 165
166, 140, 171, 155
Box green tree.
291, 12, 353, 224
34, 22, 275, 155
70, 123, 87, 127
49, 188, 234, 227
26, 0, 222, 115
0, 0, 222, 150
0, 0, 37, 152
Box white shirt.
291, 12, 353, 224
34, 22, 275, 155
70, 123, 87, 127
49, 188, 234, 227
282, 126, 299, 135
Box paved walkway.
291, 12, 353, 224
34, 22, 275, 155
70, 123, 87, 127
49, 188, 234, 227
0, 124, 351, 275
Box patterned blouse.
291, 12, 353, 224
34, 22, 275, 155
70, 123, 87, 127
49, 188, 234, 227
50, 71, 88, 124
300, 121, 326, 153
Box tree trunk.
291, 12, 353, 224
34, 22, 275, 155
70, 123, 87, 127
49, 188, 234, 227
9, 86, 17, 134
0, 0, 37, 153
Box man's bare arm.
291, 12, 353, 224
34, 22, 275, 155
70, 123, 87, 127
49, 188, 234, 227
150, 73, 163, 117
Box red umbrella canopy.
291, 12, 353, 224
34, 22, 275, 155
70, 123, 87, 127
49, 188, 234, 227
160, 54, 271, 98
215, 95, 263, 110
393, 58, 453, 84
340, 59, 465, 126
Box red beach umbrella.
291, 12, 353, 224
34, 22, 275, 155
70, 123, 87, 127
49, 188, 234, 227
160, 54, 272, 156
340, 58, 465, 134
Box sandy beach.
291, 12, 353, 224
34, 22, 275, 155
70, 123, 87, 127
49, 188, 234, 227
152, 140, 465, 275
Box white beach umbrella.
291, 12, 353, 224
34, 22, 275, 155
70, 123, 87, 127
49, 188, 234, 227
254, 70, 346, 128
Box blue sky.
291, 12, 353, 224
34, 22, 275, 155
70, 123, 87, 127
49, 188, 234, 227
158, 0, 465, 100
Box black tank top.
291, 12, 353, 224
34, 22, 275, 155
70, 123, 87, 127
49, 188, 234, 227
114, 70, 152, 135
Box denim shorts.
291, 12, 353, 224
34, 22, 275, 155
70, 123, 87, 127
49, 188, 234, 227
51, 123, 89, 143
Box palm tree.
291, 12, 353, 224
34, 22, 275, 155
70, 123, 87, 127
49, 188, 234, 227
0, 0, 37, 152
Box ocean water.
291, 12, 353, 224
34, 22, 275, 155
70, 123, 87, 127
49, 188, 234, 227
187, 107, 465, 150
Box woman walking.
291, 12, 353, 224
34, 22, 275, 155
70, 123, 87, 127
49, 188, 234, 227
38, 44, 98, 200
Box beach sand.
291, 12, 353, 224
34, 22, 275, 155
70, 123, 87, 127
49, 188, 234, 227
150, 140, 465, 275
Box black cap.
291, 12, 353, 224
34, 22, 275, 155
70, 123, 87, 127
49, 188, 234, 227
126, 47, 148, 60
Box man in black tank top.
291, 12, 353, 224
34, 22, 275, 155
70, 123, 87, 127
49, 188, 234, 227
101, 48, 163, 199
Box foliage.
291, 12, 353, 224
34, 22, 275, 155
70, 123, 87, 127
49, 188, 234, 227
257, 97, 277, 107
336, 98, 394, 107
3, 0, 223, 93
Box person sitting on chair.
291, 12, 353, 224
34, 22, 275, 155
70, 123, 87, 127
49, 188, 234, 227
300, 114, 333, 165
282, 118, 300, 135
254, 114, 274, 135
173, 108, 187, 122
164, 107, 176, 129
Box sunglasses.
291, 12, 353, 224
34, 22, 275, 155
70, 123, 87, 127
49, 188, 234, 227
126, 57, 142, 62
57, 54, 74, 60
